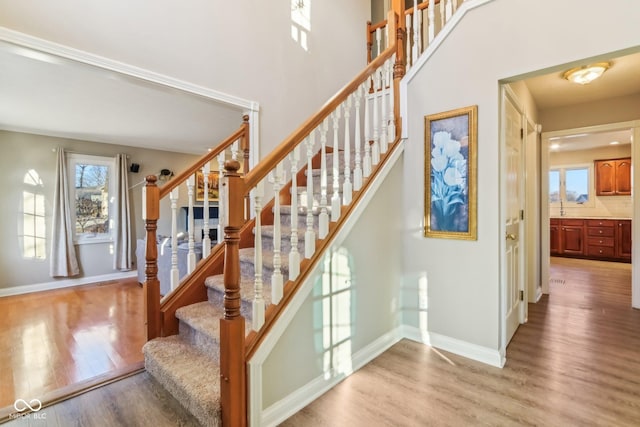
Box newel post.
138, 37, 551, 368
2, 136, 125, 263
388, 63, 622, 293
220, 159, 247, 427
391, 1, 406, 138
143, 175, 161, 340
241, 114, 251, 220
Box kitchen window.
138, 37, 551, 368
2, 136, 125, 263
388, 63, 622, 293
549, 165, 592, 206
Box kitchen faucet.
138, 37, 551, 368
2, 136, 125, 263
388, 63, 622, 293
560, 199, 565, 217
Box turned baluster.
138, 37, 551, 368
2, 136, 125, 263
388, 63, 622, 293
380, 67, 388, 156
318, 120, 330, 239
372, 70, 381, 166
343, 96, 353, 205
331, 109, 341, 222
353, 85, 364, 191
202, 162, 211, 258
305, 134, 316, 257
363, 80, 372, 178
217, 152, 226, 244
269, 163, 284, 304
429, 0, 436, 43
186, 174, 196, 274
289, 146, 300, 280
387, 56, 396, 145
405, 13, 412, 70
445, 0, 453, 22
252, 181, 265, 331
413, 0, 420, 64
169, 187, 179, 290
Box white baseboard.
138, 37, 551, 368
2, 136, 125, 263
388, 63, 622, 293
427, 331, 505, 368
0, 271, 138, 297
534, 286, 543, 303
260, 328, 403, 427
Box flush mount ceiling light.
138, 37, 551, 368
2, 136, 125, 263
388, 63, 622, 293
563, 62, 611, 85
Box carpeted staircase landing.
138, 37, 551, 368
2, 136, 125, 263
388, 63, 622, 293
143, 156, 349, 427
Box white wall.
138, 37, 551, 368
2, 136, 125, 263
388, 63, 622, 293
402, 0, 640, 353
259, 155, 404, 419
0, 0, 371, 160
0, 130, 198, 289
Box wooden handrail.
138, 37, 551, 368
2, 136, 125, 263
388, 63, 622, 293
159, 115, 249, 199
244, 43, 396, 191
405, 0, 442, 16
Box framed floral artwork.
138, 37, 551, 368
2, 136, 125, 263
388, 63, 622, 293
195, 170, 220, 202
424, 105, 477, 240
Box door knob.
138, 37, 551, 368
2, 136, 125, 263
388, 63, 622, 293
506, 233, 517, 241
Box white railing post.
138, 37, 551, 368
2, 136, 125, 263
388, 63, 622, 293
343, 96, 353, 205
429, 0, 436, 44
269, 163, 284, 304
405, 13, 412, 70
331, 109, 341, 222
375, 27, 382, 65
353, 85, 364, 191
363, 81, 372, 178
169, 187, 179, 290
305, 134, 316, 258
380, 67, 388, 156
446, 0, 453, 22
387, 56, 396, 146
217, 152, 226, 244
202, 162, 211, 258
413, 0, 420, 64
319, 120, 330, 239
186, 174, 196, 274
288, 146, 300, 281
440, 0, 446, 29
372, 70, 381, 166
252, 181, 265, 331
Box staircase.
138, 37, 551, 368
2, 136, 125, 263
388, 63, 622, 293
143, 157, 345, 426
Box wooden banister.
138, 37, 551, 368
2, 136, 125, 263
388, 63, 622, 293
405, 0, 441, 16
243, 43, 397, 191
158, 122, 248, 199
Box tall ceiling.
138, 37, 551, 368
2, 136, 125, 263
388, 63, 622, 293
0, 40, 245, 155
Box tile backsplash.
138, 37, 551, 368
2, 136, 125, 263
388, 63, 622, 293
550, 195, 632, 218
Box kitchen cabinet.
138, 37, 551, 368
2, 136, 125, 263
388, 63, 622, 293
551, 218, 631, 263
595, 158, 631, 196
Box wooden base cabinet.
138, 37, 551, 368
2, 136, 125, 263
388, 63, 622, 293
551, 218, 631, 263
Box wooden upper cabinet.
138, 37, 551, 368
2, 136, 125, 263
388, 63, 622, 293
595, 158, 631, 196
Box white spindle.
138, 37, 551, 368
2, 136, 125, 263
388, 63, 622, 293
380, 67, 388, 156
353, 85, 364, 191
169, 187, 179, 290
252, 181, 265, 331
387, 57, 396, 146
231, 140, 239, 161
269, 163, 284, 304
319, 120, 329, 239
186, 174, 196, 274
372, 71, 381, 166
375, 28, 381, 63
413, 0, 420, 63
453, 0, 458, 13
446, 0, 453, 22
342, 97, 353, 205
202, 163, 211, 258
429, 0, 436, 44
405, 13, 412, 70
289, 147, 300, 281
440, 0, 446, 28
217, 152, 225, 244
305, 134, 316, 258
331, 109, 341, 222
363, 82, 372, 178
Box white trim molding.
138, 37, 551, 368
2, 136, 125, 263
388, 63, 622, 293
0, 271, 138, 297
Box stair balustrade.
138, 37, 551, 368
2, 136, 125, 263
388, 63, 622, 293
143, 4, 410, 425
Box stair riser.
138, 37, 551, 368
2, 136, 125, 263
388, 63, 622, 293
240, 259, 289, 284
179, 320, 221, 361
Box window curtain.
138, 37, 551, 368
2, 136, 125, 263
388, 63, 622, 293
113, 153, 132, 270
50, 147, 80, 277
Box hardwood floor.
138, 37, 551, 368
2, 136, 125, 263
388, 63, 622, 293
283, 257, 640, 426
0, 278, 145, 418
3, 258, 638, 426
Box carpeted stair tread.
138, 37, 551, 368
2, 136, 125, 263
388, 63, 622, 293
240, 247, 291, 272
143, 335, 221, 427
205, 274, 273, 308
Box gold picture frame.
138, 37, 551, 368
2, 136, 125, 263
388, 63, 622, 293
195, 170, 220, 202
424, 105, 477, 240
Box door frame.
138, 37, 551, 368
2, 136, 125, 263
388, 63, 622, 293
500, 84, 528, 353
540, 119, 640, 308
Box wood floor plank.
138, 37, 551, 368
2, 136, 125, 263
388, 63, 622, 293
282, 257, 640, 426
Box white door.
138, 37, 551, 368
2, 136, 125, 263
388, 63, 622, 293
503, 89, 526, 345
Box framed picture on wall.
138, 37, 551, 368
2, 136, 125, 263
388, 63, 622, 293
195, 170, 220, 202
424, 105, 478, 240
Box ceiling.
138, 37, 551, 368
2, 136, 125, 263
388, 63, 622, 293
522, 50, 640, 152
0, 41, 244, 155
